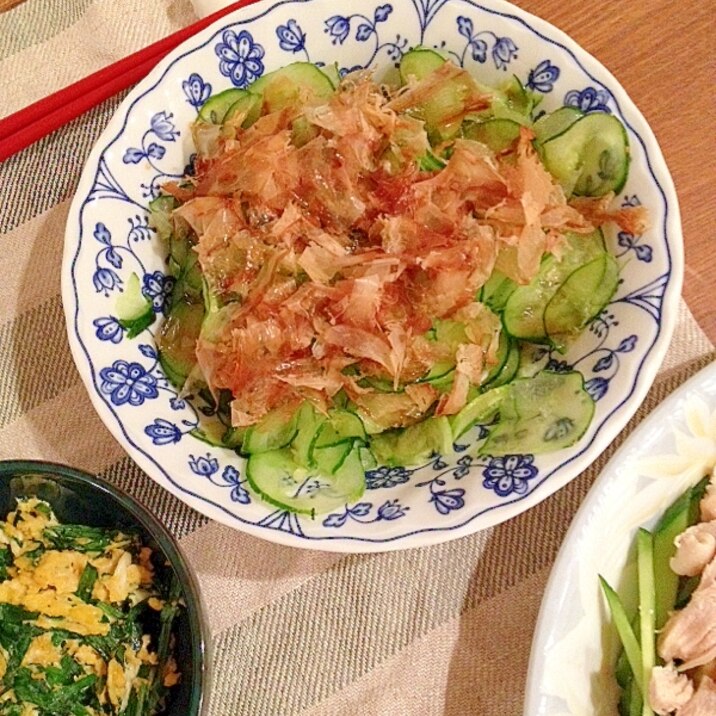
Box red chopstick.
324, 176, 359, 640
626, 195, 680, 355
0, 0, 260, 162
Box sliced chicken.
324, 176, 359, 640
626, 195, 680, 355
671, 522, 716, 577
650, 663, 694, 715
678, 676, 716, 716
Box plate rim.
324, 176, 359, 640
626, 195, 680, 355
61, 0, 684, 553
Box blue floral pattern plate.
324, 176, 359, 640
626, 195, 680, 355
62, 0, 682, 552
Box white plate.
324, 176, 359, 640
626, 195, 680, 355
525, 359, 716, 715
62, 0, 682, 552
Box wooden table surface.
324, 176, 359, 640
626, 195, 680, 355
1, 0, 713, 342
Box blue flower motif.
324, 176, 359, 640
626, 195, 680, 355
189, 453, 219, 477
374, 4, 392, 22
470, 38, 488, 63
325, 15, 350, 44
93, 222, 112, 245
139, 344, 157, 360
93, 267, 122, 296
492, 37, 518, 70
215, 29, 265, 88
323, 511, 348, 528
150, 111, 178, 142
585, 377, 609, 401
526, 59, 560, 92
457, 15, 474, 39
377, 499, 408, 520
593, 353, 614, 372
93, 316, 123, 344
104, 246, 122, 269
618, 232, 653, 262
142, 271, 174, 313
617, 335, 638, 353
220, 466, 250, 504
276, 19, 306, 53
545, 358, 572, 373
564, 87, 611, 113
123, 147, 145, 165
146, 142, 166, 160
356, 23, 373, 42
430, 488, 465, 515
349, 503, 372, 517
169, 396, 186, 411
183, 73, 212, 108
145, 418, 182, 445
365, 465, 412, 489
99, 360, 159, 407
482, 455, 538, 497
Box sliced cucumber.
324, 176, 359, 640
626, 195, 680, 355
450, 387, 507, 440
652, 476, 710, 629
532, 106, 583, 144
223, 91, 262, 128
250, 62, 335, 113
199, 88, 249, 124
157, 300, 205, 388
246, 446, 365, 515
313, 410, 367, 450
371, 416, 453, 466
482, 337, 520, 389
636, 527, 656, 713
290, 402, 326, 467
242, 403, 300, 454
399, 48, 445, 84
502, 75, 540, 118
148, 195, 179, 246
116, 272, 155, 339
544, 252, 619, 345
540, 112, 629, 196
479, 370, 594, 455
600, 576, 644, 695
479, 270, 517, 312
502, 230, 606, 344
462, 118, 521, 152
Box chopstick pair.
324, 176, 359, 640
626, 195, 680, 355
0, 0, 259, 162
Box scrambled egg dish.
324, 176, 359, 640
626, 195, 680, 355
0, 498, 181, 715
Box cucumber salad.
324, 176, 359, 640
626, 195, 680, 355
601, 468, 716, 714
135, 50, 647, 516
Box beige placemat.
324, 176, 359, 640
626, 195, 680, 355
1, 2, 714, 714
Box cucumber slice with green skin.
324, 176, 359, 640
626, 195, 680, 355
241, 403, 300, 454
399, 48, 445, 84
540, 112, 630, 196
479, 270, 517, 312
450, 386, 507, 440
312, 442, 353, 475
544, 252, 619, 344
198, 88, 248, 124
482, 337, 520, 389
482, 332, 512, 385
502, 230, 606, 343
532, 106, 583, 144
312, 411, 367, 450
223, 91, 262, 127
246, 447, 365, 516
321, 62, 341, 88
157, 300, 205, 389
479, 370, 594, 455
652, 476, 709, 628
636, 528, 656, 715
462, 118, 521, 152
502, 75, 540, 117
148, 195, 179, 246
599, 575, 644, 695
290, 402, 326, 467
249, 62, 335, 113
116, 273, 155, 339
190, 420, 244, 449
371, 416, 453, 467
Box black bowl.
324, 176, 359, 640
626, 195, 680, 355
0, 460, 210, 715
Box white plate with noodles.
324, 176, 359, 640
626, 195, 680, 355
62, 0, 682, 551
